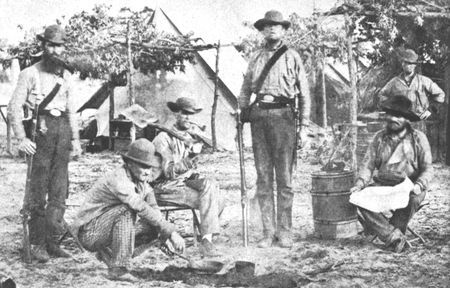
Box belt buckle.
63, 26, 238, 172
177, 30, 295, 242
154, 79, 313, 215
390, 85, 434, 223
49, 109, 62, 117
262, 95, 275, 102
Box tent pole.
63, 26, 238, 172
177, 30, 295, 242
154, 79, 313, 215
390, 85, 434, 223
127, 20, 136, 142
211, 41, 220, 151
109, 82, 115, 150
345, 10, 358, 171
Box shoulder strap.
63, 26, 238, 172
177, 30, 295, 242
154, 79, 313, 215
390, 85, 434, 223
255, 45, 288, 94
38, 78, 63, 112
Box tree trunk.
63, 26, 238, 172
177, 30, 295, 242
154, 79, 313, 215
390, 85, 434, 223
211, 41, 220, 152
345, 12, 358, 171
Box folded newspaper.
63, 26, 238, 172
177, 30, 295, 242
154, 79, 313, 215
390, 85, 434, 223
349, 177, 414, 213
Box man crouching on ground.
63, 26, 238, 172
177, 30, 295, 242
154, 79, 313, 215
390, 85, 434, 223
72, 139, 185, 281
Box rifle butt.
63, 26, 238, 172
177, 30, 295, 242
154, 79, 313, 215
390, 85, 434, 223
242, 202, 249, 247
22, 214, 32, 263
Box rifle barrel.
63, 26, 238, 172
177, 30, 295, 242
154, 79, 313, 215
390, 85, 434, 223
236, 111, 249, 247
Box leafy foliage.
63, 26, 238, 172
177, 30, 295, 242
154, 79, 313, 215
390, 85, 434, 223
5, 5, 197, 84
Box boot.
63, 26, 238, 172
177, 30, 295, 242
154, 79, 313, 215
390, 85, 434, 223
30, 244, 50, 263
257, 235, 275, 248
106, 267, 138, 282
199, 238, 222, 257
47, 241, 71, 258
277, 232, 294, 248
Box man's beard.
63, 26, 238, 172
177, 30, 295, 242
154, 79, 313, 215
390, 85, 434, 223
42, 53, 64, 72
386, 121, 408, 134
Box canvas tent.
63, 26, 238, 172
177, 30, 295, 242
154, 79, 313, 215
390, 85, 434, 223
80, 8, 249, 151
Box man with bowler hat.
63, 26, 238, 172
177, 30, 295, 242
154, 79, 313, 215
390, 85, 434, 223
350, 95, 433, 253
8, 24, 82, 262
379, 49, 445, 131
238, 10, 311, 248
72, 139, 185, 281
152, 97, 223, 257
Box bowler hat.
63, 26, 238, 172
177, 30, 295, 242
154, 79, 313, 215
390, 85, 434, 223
254, 10, 291, 31
167, 97, 202, 114
122, 139, 161, 167
380, 95, 420, 122
36, 25, 66, 45
398, 49, 419, 64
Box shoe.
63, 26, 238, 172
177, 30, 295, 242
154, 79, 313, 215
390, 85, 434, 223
391, 237, 407, 253
385, 229, 406, 253
257, 236, 275, 248
277, 234, 294, 248
95, 248, 112, 266
47, 243, 71, 258
106, 267, 138, 282
199, 238, 222, 257
30, 244, 50, 263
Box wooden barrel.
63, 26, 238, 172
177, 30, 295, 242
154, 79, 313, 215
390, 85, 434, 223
310, 170, 357, 239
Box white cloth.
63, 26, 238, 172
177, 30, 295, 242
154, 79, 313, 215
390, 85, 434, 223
350, 178, 414, 213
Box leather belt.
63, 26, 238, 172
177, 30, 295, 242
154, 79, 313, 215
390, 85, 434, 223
256, 94, 293, 109
39, 109, 66, 117
257, 102, 289, 109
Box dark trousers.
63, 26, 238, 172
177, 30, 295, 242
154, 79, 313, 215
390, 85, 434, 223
250, 106, 296, 237
358, 191, 426, 243
27, 115, 71, 245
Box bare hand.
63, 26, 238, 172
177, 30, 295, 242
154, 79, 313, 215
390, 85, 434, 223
71, 139, 82, 160
170, 231, 185, 253
350, 186, 362, 194
18, 138, 36, 155
411, 183, 422, 195
191, 142, 203, 154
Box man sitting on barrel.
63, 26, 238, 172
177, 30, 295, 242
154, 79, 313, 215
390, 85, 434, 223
350, 95, 433, 253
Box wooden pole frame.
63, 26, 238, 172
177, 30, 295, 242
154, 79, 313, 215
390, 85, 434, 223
211, 41, 220, 151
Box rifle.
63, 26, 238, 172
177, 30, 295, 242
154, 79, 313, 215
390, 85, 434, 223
236, 108, 249, 247
21, 98, 40, 263
148, 122, 224, 151
293, 93, 302, 170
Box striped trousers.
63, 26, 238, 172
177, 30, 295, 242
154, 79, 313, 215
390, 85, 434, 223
78, 205, 158, 268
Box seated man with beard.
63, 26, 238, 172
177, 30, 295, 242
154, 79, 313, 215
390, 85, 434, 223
350, 95, 433, 253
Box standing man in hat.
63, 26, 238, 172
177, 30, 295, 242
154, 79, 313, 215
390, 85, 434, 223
152, 97, 223, 257
238, 10, 311, 248
8, 24, 82, 262
72, 139, 185, 281
350, 95, 433, 253
379, 49, 445, 130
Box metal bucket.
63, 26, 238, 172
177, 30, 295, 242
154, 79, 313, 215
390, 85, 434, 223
311, 170, 358, 239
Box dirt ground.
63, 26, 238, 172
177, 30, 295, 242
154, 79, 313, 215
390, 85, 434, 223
0, 130, 449, 288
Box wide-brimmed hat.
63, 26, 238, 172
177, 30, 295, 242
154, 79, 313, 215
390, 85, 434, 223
122, 139, 160, 167
167, 97, 202, 114
36, 25, 66, 45
380, 95, 420, 122
398, 49, 420, 64
254, 10, 291, 31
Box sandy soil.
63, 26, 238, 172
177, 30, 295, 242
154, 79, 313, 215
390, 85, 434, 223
0, 131, 449, 288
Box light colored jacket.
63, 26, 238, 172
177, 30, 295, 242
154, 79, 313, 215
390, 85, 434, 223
7, 61, 79, 140
238, 42, 311, 122
72, 165, 175, 238
357, 127, 433, 191
380, 73, 445, 117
